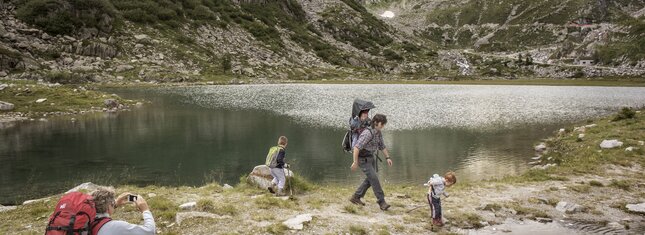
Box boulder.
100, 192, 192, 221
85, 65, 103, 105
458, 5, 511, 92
626, 203, 645, 214
0, 84, 8, 90
104, 99, 119, 108
175, 211, 230, 225
223, 184, 234, 190
65, 182, 102, 194
0, 71, 7, 77
0, 101, 14, 111
35, 98, 47, 103
179, 202, 196, 211
282, 214, 312, 230
555, 201, 585, 214
600, 140, 623, 149
247, 165, 292, 190
534, 143, 547, 152
116, 65, 134, 72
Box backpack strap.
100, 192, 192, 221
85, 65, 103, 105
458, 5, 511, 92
90, 217, 112, 235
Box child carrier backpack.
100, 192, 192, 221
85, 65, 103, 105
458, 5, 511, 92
45, 191, 112, 235
265, 146, 284, 168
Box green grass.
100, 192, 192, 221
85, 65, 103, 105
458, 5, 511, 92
348, 225, 368, 235
0, 79, 137, 115
589, 180, 604, 187
609, 179, 632, 191
146, 196, 177, 221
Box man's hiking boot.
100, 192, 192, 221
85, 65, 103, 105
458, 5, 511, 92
379, 202, 391, 211
349, 196, 365, 206
267, 186, 275, 194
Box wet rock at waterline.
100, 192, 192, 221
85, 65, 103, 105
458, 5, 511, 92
600, 140, 623, 149
247, 165, 292, 189
35, 98, 47, 103
555, 201, 585, 214
626, 203, 645, 214
104, 99, 119, 108
0, 101, 14, 111
534, 143, 547, 152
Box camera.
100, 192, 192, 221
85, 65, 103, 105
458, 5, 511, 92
128, 194, 138, 202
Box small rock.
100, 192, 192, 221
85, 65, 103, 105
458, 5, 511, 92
116, 76, 124, 80
179, 202, 196, 211
223, 184, 233, 190
23, 198, 50, 205
556, 201, 585, 214
35, 98, 47, 103
147, 193, 157, 198
70, 118, 76, 122
600, 140, 623, 149
536, 217, 553, 223
392, 193, 410, 199
534, 143, 547, 152
115, 65, 134, 72
585, 124, 597, 128
625, 147, 635, 152
577, 134, 585, 141
283, 214, 312, 230
135, 44, 144, 49
639, 141, 644, 146
531, 156, 541, 160
41, 33, 51, 40
63, 36, 76, 42
104, 99, 119, 108
0, 101, 14, 111
0, 84, 7, 90
625, 203, 645, 214
0, 71, 7, 77
134, 34, 149, 41
558, 128, 565, 134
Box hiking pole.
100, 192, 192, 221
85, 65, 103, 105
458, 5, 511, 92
406, 205, 425, 213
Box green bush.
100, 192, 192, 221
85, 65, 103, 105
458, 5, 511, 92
16, 0, 117, 35
613, 107, 636, 121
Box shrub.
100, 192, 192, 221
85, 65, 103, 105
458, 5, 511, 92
612, 107, 636, 121
16, 0, 117, 36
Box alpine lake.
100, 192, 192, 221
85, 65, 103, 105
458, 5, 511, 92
2, 84, 645, 204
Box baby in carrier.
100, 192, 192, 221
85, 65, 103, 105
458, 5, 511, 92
349, 109, 371, 148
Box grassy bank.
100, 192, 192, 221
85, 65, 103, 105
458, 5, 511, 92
0, 79, 138, 119
0, 98, 643, 235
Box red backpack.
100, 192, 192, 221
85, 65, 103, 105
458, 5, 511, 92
45, 192, 112, 235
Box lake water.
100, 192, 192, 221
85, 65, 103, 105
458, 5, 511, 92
2, 84, 645, 204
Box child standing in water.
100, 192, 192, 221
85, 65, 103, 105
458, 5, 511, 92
266, 136, 288, 196
426, 171, 457, 226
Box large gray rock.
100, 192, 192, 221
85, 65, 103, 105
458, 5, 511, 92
600, 140, 623, 149
556, 201, 585, 214
626, 203, 645, 214
283, 214, 312, 230
247, 165, 292, 189
0, 101, 14, 111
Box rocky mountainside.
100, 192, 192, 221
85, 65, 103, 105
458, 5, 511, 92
0, 0, 644, 83
367, 0, 645, 74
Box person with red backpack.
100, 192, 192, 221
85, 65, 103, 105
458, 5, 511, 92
91, 187, 155, 235
45, 186, 155, 235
